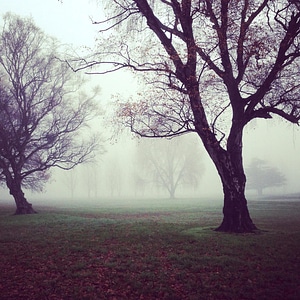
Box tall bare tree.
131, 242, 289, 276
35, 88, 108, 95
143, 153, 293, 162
72, 1, 300, 232
0, 14, 101, 214
135, 136, 204, 198
63, 168, 78, 199
106, 157, 123, 197
83, 162, 101, 198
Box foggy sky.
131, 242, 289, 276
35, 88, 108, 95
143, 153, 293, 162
0, 0, 299, 205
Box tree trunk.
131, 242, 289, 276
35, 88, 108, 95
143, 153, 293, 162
198, 117, 257, 233
169, 188, 175, 199
209, 122, 257, 232
198, 129, 257, 232
212, 154, 257, 233
8, 179, 37, 215
216, 176, 257, 233
13, 195, 37, 215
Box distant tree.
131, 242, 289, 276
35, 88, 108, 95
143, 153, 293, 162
106, 157, 123, 197
0, 14, 101, 214
83, 162, 101, 198
132, 173, 147, 197
135, 135, 204, 198
246, 158, 286, 196
72, 0, 300, 232
63, 168, 78, 199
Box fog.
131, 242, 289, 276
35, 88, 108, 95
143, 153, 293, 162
1, 0, 299, 209
52, 121, 300, 198
2, 120, 298, 208
36, 117, 299, 205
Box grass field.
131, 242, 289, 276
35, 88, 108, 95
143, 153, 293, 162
0, 197, 299, 299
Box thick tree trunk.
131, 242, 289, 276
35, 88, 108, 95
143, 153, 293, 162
169, 189, 175, 199
215, 176, 257, 233
210, 124, 257, 233
8, 179, 37, 215
13, 195, 37, 215
212, 157, 257, 233
198, 118, 257, 233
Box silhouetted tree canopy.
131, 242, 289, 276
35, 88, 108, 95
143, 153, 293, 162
246, 158, 286, 195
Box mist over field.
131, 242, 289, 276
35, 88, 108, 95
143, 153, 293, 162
33, 120, 300, 206
1, 118, 299, 211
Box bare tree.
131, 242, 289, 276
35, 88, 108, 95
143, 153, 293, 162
82, 162, 101, 198
0, 14, 101, 214
63, 168, 78, 199
135, 136, 204, 198
132, 173, 147, 197
71, 1, 300, 232
105, 157, 123, 197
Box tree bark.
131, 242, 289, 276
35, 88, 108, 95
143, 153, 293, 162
207, 124, 257, 233
209, 150, 257, 233
13, 194, 37, 215
216, 171, 257, 233
7, 177, 37, 215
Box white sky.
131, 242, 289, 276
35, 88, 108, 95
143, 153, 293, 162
1, 0, 101, 47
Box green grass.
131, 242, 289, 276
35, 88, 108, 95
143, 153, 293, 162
0, 198, 299, 299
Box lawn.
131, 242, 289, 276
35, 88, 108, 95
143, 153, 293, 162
0, 197, 299, 299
